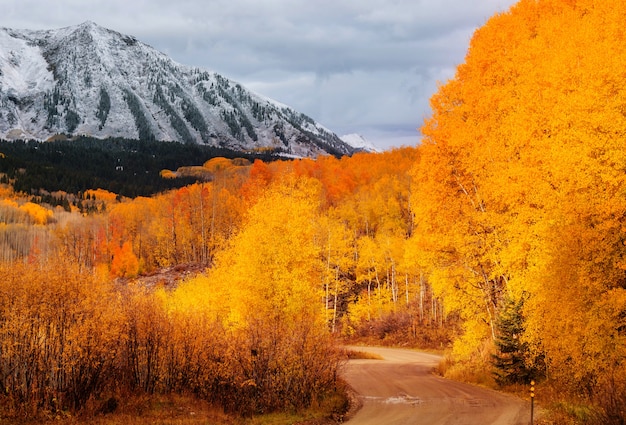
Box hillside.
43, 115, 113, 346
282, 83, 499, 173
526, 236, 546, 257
0, 136, 276, 199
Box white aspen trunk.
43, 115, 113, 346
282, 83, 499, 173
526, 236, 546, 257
325, 230, 331, 324
419, 272, 425, 323
332, 267, 339, 333
367, 276, 372, 321
199, 184, 207, 264
405, 273, 409, 306
391, 261, 397, 308
375, 268, 382, 317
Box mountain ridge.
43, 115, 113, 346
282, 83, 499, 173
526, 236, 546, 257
340, 133, 380, 153
0, 22, 357, 157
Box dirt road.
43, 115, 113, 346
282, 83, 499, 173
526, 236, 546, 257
342, 346, 529, 425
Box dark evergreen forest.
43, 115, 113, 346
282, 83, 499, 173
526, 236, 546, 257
0, 136, 277, 198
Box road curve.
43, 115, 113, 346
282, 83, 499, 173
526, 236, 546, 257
342, 346, 529, 425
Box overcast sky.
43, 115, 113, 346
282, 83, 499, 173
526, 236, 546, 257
4, 0, 518, 150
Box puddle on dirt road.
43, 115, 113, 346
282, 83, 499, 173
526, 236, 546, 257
360, 393, 496, 409
360, 393, 423, 405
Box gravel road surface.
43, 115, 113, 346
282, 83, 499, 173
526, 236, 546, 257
342, 346, 529, 425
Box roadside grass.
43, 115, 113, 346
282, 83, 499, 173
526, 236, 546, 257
241, 389, 349, 425
528, 384, 601, 425
542, 401, 596, 425
8, 390, 348, 425
435, 353, 495, 387
9, 394, 233, 425
343, 348, 384, 360
435, 354, 608, 425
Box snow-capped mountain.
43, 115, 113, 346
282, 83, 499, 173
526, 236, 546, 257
340, 133, 379, 153
0, 22, 354, 157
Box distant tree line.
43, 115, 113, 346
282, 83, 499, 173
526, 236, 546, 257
0, 136, 277, 198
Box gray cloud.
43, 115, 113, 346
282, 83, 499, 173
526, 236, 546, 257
3, 0, 518, 149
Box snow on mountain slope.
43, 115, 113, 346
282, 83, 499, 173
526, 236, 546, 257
0, 22, 354, 157
340, 133, 380, 152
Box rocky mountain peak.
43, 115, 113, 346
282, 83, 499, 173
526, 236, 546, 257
0, 22, 355, 157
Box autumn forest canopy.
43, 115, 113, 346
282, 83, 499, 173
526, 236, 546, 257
1, 0, 626, 423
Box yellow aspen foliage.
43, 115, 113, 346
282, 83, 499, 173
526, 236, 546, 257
19, 202, 53, 224
352, 236, 390, 321
0, 185, 14, 199
199, 176, 340, 413
213, 176, 324, 328
412, 0, 626, 400
202, 156, 235, 172
162, 273, 229, 323
84, 188, 117, 202
323, 214, 362, 334
160, 169, 176, 179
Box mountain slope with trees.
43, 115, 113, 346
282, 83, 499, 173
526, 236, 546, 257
0, 136, 277, 199
0, 22, 355, 157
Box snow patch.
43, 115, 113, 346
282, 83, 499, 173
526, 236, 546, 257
340, 133, 380, 152
0, 29, 54, 94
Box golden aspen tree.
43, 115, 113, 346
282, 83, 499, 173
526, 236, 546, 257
0, 257, 124, 415
19, 202, 53, 225
157, 283, 229, 398
207, 176, 340, 413
216, 176, 324, 328
412, 0, 626, 406
318, 211, 356, 332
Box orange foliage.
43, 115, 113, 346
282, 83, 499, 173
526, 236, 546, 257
239, 159, 273, 202
412, 0, 626, 405
110, 241, 139, 278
